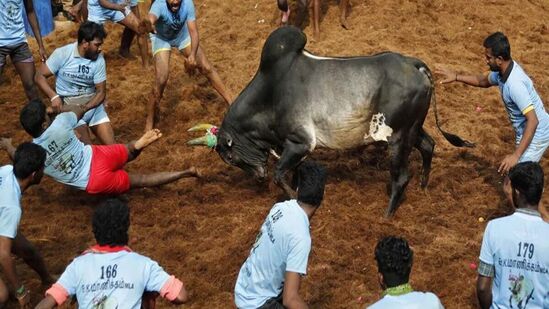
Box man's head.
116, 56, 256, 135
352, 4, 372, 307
20, 99, 48, 138
374, 236, 413, 289
295, 161, 327, 212
166, 0, 182, 12
483, 32, 511, 72
77, 21, 107, 61
509, 161, 544, 208
13, 142, 46, 186
93, 199, 130, 247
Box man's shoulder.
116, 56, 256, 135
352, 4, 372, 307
0, 165, 14, 177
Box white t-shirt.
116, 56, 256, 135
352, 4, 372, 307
367, 291, 444, 309
54, 248, 172, 308
479, 211, 549, 309
234, 200, 311, 309
0, 165, 22, 239
33, 112, 92, 190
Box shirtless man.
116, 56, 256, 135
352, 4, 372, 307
145, 0, 233, 131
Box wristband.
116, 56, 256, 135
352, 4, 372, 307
16, 284, 25, 296
50, 94, 60, 102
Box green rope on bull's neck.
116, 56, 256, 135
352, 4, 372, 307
382, 283, 413, 297
206, 133, 217, 149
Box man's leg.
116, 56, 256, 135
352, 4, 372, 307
146, 51, 170, 131
119, 5, 140, 58
13, 60, 39, 101
118, 12, 149, 67
181, 46, 233, 105
12, 234, 53, 285
339, 0, 349, 29
311, 0, 320, 41
90, 122, 116, 145
0, 277, 8, 306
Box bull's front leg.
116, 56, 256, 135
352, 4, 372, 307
274, 139, 311, 198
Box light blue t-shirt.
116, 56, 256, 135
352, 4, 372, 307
479, 211, 549, 309
57, 250, 171, 308
150, 0, 195, 42
367, 291, 444, 309
488, 61, 549, 143
234, 200, 311, 309
46, 42, 107, 97
0, 0, 27, 46
33, 112, 92, 190
0, 166, 22, 239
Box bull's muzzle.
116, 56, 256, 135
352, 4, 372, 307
187, 123, 218, 149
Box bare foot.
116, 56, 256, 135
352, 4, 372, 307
187, 166, 201, 178
135, 129, 162, 150
340, 15, 349, 29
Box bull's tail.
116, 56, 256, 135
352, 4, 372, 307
417, 64, 475, 148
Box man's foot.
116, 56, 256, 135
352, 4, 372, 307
340, 15, 349, 29
135, 129, 162, 150
187, 166, 201, 178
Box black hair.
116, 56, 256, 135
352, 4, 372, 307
93, 199, 130, 246
13, 142, 46, 179
20, 99, 46, 138
483, 32, 511, 61
509, 161, 544, 206
78, 21, 107, 44
374, 236, 413, 288
296, 161, 327, 207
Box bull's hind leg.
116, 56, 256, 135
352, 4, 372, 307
386, 132, 413, 217
414, 128, 435, 188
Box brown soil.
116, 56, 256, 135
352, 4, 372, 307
1, 0, 548, 308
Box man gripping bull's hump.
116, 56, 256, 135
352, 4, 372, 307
188, 26, 473, 217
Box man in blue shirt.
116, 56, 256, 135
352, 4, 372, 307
0, 142, 55, 307
0, 0, 48, 100
436, 32, 549, 206
234, 161, 327, 309
35, 21, 115, 146
144, 0, 233, 131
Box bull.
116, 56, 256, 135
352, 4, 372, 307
189, 26, 473, 216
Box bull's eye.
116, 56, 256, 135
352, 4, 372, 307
227, 139, 232, 147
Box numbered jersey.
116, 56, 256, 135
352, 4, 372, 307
33, 112, 92, 190
479, 211, 549, 309
234, 199, 311, 309
46, 42, 106, 97
54, 246, 172, 308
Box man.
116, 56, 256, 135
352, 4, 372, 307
119, 0, 145, 59
0, 142, 55, 307
84, 0, 149, 66
477, 162, 549, 309
234, 161, 327, 309
36, 199, 189, 308
0, 0, 47, 100
436, 32, 549, 205
145, 0, 233, 131
367, 236, 444, 308
35, 21, 115, 146
12, 99, 199, 195
277, 0, 350, 41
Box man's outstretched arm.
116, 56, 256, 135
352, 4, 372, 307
35, 295, 57, 309
282, 271, 308, 309
436, 67, 492, 88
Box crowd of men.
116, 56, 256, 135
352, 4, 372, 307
0, 0, 548, 307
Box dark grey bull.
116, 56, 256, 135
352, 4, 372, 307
189, 26, 473, 216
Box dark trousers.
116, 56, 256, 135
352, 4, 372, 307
258, 294, 284, 309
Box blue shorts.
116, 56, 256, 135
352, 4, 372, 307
150, 32, 191, 56
78, 104, 110, 127
518, 138, 549, 162
88, 9, 127, 24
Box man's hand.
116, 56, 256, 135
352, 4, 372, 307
435, 67, 458, 84
498, 153, 520, 175
184, 55, 197, 76
51, 96, 63, 113
16, 285, 30, 308
38, 45, 48, 62
140, 19, 156, 34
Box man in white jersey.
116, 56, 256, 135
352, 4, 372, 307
0, 0, 47, 100
9, 99, 199, 195
36, 198, 188, 308
436, 32, 549, 206
144, 0, 233, 131
477, 162, 549, 309
367, 236, 444, 309
82, 0, 149, 66
35, 21, 116, 146
234, 161, 327, 309
0, 143, 55, 307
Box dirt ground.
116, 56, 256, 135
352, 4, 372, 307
1, 0, 548, 308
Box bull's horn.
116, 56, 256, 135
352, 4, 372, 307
188, 123, 216, 132
187, 134, 217, 149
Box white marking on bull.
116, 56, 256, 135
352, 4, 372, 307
270, 149, 281, 160
302, 50, 345, 61
364, 113, 393, 142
